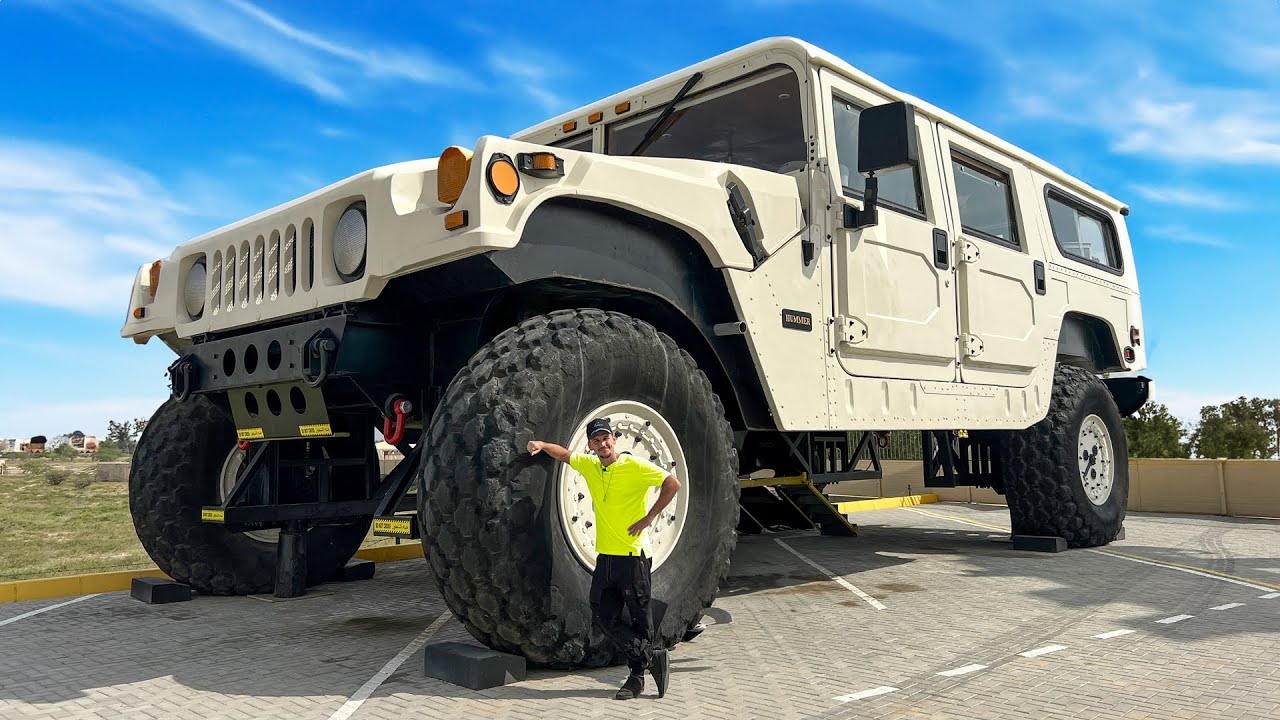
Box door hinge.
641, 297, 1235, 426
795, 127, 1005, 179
959, 240, 981, 264
963, 334, 985, 357
834, 315, 868, 345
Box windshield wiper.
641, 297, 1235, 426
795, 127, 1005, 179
629, 71, 703, 156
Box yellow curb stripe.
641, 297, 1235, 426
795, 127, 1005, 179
835, 494, 939, 514
0, 542, 425, 605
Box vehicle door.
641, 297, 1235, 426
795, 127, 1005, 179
820, 69, 957, 382
936, 126, 1044, 387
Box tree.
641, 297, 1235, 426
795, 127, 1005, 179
1191, 397, 1272, 459
105, 418, 149, 454
1244, 397, 1280, 459
1123, 403, 1190, 458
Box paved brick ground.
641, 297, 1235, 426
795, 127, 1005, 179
1, 503, 1276, 719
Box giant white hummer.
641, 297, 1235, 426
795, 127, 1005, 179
123, 37, 1150, 667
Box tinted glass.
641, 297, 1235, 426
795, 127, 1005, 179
607, 70, 805, 172
831, 97, 922, 212
553, 132, 593, 153
1048, 193, 1119, 268
952, 156, 1018, 246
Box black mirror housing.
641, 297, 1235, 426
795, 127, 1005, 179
857, 101, 918, 176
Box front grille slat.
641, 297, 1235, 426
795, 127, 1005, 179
198, 216, 313, 324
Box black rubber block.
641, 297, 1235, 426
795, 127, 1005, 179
1011, 535, 1068, 553
131, 577, 192, 604
335, 559, 375, 582
424, 641, 527, 690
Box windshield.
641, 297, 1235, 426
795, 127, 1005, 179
607, 68, 806, 173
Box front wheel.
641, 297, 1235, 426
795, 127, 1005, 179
129, 396, 372, 594
419, 309, 740, 668
1003, 364, 1128, 547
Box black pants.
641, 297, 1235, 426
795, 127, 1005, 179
590, 553, 654, 675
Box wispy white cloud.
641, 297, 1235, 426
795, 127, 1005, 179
0, 394, 170, 439
1153, 387, 1239, 428
1129, 184, 1242, 211
487, 49, 570, 114
103, 0, 474, 104
1146, 225, 1233, 249
0, 139, 200, 314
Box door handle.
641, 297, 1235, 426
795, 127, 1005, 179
1033, 260, 1046, 295
932, 229, 949, 269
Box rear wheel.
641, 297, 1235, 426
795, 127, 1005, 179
129, 396, 372, 594
1003, 365, 1128, 547
419, 309, 740, 668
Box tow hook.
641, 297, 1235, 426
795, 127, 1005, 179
168, 355, 198, 402
301, 333, 338, 388
383, 395, 413, 445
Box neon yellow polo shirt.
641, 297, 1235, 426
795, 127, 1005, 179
568, 452, 669, 556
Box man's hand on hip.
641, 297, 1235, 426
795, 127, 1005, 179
627, 514, 654, 536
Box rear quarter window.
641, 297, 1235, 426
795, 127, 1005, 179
1045, 188, 1123, 273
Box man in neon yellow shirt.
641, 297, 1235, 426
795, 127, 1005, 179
527, 418, 682, 700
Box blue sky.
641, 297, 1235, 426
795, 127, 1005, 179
2, 0, 1278, 438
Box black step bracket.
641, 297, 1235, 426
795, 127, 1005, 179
373, 514, 420, 539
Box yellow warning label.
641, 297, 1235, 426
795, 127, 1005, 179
298, 423, 333, 437
201, 508, 225, 522
373, 518, 413, 536
237, 427, 265, 440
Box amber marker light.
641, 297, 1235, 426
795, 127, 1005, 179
132, 307, 146, 319
615, 101, 631, 114
517, 151, 565, 178
444, 210, 469, 231
588, 111, 603, 124
437, 146, 474, 205
562, 121, 577, 133
486, 154, 520, 204
148, 259, 163, 298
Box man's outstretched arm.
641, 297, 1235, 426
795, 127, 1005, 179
527, 440, 572, 463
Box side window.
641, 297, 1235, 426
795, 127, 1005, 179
1046, 190, 1121, 270
830, 96, 923, 213
606, 68, 806, 172
951, 153, 1019, 248
553, 132, 593, 153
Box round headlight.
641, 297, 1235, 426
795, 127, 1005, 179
334, 202, 367, 281
184, 258, 206, 319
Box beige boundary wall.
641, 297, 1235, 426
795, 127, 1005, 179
832, 459, 1280, 519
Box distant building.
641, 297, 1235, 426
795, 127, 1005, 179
25, 435, 47, 453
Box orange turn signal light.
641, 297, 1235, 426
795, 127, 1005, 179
486, 154, 520, 204
444, 210, 469, 231
132, 307, 146, 319
147, 260, 162, 298
615, 101, 631, 114
437, 146, 474, 205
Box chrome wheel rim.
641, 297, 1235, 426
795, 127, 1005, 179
218, 445, 279, 544
557, 400, 689, 572
1078, 414, 1115, 506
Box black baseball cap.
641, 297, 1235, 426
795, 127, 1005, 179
585, 418, 612, 439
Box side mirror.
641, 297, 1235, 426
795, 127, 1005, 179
844, 101, 919, 230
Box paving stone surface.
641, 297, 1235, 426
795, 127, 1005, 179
1, 503, 1276, 719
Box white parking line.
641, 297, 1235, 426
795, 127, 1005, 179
1210, 603, 1245, 611
0, 594, 99, 627
328, 610, 452, 720
937, 664, 986, 677
1155, 614, 1193, 624
1094, 629, 1135, 639
774, 538, 887, 610
1019, 645, 1067, 658
834, 686, 898, 702
1261, 592, 1280, 599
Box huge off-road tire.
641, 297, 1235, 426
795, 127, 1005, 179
419, 309, 739, 668
1003, 364, 1128, 547
129, 396, 372, 595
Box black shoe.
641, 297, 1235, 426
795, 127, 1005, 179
614, 674, 644, 700
650, 648, 670, 698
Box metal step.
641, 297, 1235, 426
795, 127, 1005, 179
766, 475, 859, 537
